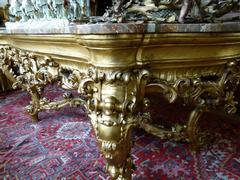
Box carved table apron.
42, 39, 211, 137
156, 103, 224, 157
0, 22, 240, 179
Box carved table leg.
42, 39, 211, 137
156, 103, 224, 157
26, 87, 41, 123
90, 114, 134, 179
0, 47, 64, 122
79, 68, 149, 179
87, 88, 135, 179
187, 106, 207, 151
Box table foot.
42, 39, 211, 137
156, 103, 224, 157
90, 115, 134, 179
30, 114, 39, 123
26, 87, 41, 123
187, 106, 207, 151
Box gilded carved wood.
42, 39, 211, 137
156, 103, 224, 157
0, 0, 240, 178
143, 60, 240, 150
0, 29, 240, 179
1, 44, 240, 179
0, 46, 85, 121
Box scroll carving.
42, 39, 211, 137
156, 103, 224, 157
72, 67, 150, 179
0, 47, 58, 91
1, 47, 152, 179
0, 46, 84, 122
143, 59, 240, 150
1, 44, 240, 178
146, 60, 240, 112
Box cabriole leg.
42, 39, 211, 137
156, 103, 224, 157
80, 68, 149, 179
87, 82, 136, 179
187, 106, 206, 151
90, 114, 134, 179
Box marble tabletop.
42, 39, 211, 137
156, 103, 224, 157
1, 20, 240, 34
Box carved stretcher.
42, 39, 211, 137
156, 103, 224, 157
0, 22, 240, 179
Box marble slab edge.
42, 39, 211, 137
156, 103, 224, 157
1, 21, 240, 35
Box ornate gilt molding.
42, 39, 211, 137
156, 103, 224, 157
0, 46, 59, 90
146, 60, 240, 109
143, 59, 240, 150
0, 45, 151, 178
0, 46, 85, 122
1, 35, 240, 178
72, 67, 150, 179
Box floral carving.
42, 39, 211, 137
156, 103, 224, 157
0, 46, 85, 122
0, 47, 59, 92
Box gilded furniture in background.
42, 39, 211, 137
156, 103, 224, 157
0, 8, 12, 92
0, 0, 240, 179
0, 69, 12, 92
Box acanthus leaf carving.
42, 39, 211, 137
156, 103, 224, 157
142, 59, 240, 151
0, 47, 59, 93
0, 46, 88, 122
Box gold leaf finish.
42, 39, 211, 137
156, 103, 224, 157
0, 31, 240, 179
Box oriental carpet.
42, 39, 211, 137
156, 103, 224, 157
0, 85, 239, 180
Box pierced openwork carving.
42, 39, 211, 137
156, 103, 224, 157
0, 46, 84, 122
0, 46, 150, 178
0, 46, 59, 90
1, 43, 240, 179
143, 59, 240, 150
71, 67, 150, 179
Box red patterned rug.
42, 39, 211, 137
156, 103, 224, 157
0, 85, 240, 179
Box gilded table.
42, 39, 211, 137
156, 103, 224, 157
0, 22, 240, 179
